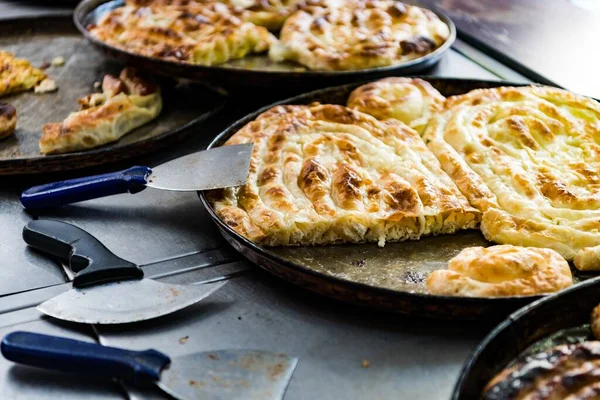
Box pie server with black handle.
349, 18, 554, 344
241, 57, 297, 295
2, 331, 298, 400
23, 219, 225, 324
20, 143, 253, 209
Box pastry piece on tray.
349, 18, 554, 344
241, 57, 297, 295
0, 103, 16, 139
125, 0, 313, 30
208, 103, 479, 247
0, 51, 50, 97
427, 245, 572, 297
347, 77, 446, 133
89, 2, 276, 66
40, 67, 161, 155
484, 341, 600, 399
269, 0, 450, 71
422, 85, 600, 269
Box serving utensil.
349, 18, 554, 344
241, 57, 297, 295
23, 220, 225, 324
2, 331, 298, 400
20, 143, 253, 209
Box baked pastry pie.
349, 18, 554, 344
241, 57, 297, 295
484, 342, 600, 399
427, 245, 572, 297
0, 103, 16, 139
126, 0, 311, 30
0, 51, 47, 97
422, 85, 600, 268
208, 103, 479, 246
40, 68, 161, 154
89, 2, 276, 66
269, 0, 450, 71
347, 77, 445, 134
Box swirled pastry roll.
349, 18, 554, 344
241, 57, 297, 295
208, 104, 479, 246
347, 77, 445, 134
40, 68, 161, 154
269, 0, 450, 71
427, 245, 572, 297
126, 0, 312, 30
423, 85, 600, 267
88, 2, 275, 66
484, 342, 600, 399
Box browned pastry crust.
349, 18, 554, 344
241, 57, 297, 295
484, 342, 600, 399
40, 67, 161, 155
591, 305, 600, 341
347, 77, 446, 134
427, 245, 572, 297
0, 103, 16, 139
422, 85, 600, 267
208, 103, 479, 247
89, 2, 275, 66
269, 0, 450, 71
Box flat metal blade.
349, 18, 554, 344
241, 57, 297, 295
147, 143, 253, 191
37, 279, 225, 324
158, 350, 298, 400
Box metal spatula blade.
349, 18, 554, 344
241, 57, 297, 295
37, 280, 226, 324
159, 350, 298, 400
147, 143, 253, 191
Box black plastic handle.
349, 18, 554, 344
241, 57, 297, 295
23, 220, 143, 288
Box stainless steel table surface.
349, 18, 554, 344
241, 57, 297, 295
0, 2, 532, 399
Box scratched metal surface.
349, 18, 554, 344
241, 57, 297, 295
0, 2, 528, 397
0, 15, 225, 174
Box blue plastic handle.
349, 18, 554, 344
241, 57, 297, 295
20, 166, 152, 209
1, 331, 170, 387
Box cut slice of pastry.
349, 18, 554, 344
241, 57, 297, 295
269, 0, 450, 71
0, 103, 17, 139
125, 0, 311, 30
347, 77, 446, 134
40, 67, 161, 155
422, 85, 600, 266
208, 103, 479, 247
427, 245, 572, 297
0, 51, 48, 97
89, 2, 276, 66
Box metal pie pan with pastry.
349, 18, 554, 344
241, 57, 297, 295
74, 0, 456, 90
452, 276, 600, 399
198, 77, 596, 320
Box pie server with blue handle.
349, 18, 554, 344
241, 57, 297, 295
2, 331, 298, 400
20, 143, 253, 209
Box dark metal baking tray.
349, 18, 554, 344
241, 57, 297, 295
198, 77, 594, 320
74, 0, 456, 89
0, 15, 225, 175
453, 276, 600, 399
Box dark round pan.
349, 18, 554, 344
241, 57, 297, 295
452, 277, 600, 399
74, 0, 456, 89
196, 77, 591, 320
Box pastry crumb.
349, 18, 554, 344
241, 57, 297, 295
34, 78, 58, 93
51, 56, 65, 66
39, 61, 51, 70
362, 359, 370, 368
93, 81, 101, 89
178, 335, 189, 344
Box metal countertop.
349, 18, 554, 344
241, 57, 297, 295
0, 3, 531, 399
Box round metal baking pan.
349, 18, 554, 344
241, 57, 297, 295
452, 277, 600, 399
74, 0, 457, 89
197, 77, 594, 320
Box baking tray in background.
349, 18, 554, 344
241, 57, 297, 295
199, 77, 599, 321
75, 0, 456, 90
0, 15, 225, 175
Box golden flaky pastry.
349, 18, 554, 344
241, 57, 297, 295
40, 68, 161, 155
88, 2, 275, 66
427, 245, 572, 297
208, 103, 479, 247
269, 0, 450, 71
422, 85, 600, 269
0, 103, 16, 139
592, 304, 600, 340
0, 51, 47, 97
347, 77, 445, 134
125, 0, 312, 30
